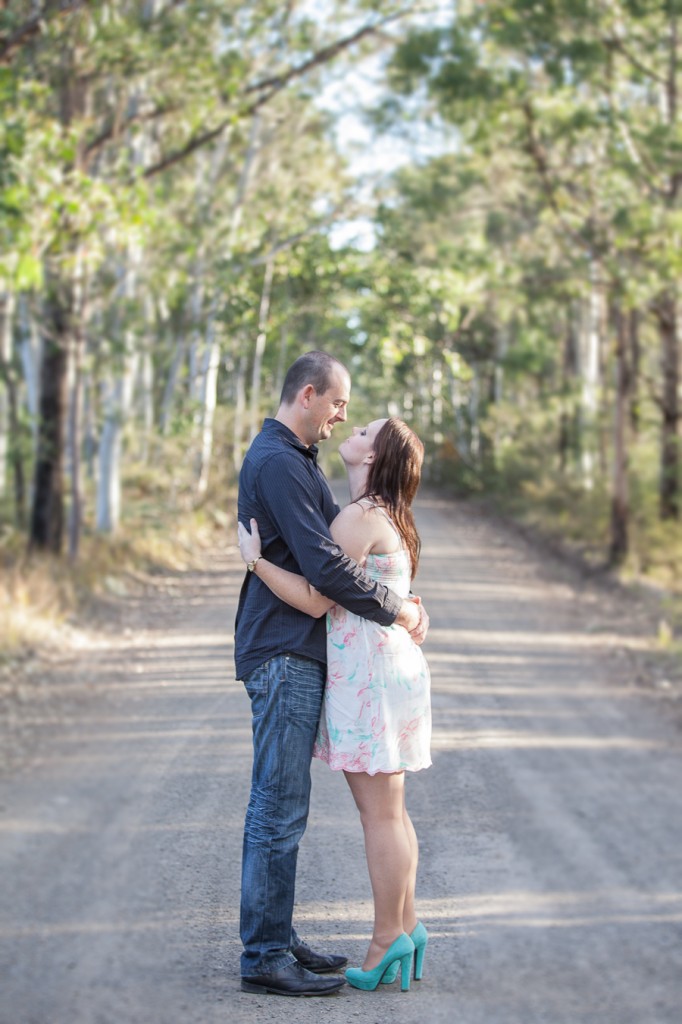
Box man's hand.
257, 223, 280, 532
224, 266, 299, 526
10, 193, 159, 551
237, 518, 262, 565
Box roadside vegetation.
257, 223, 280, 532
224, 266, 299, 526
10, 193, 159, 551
1, 2, 681, 659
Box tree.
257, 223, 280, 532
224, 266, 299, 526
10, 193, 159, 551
0, 0, 415, 552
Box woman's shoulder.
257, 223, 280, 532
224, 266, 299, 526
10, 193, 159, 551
332, 499, 400, 554
333, 499, 381, 526
331, 501, 367, 531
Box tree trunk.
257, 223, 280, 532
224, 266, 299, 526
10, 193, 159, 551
188, 270, 205, 405
578, 272, 602, 490
0, 291, 26, 526
18, 298, 41, 455
232, 349, 247, 472
609, 306, 630, 564
469, 369, 480, 464
83, 372, 97, 482
628, 309, 641, 436
657, 5, 680, 519
0, 291, 15, 500
138, 347, 154, 462
67, 320, 85, 560
274, 320, 289, 402
159, 324, 186, 436
657, 291, 679, 520
195, 317, 221, 498
248, 257, 275, 442
67, 251, 87, 560
0, 293, 9, 500
30, 287, 70, 553
96, 337, 139, 533
559, 314, 579, 474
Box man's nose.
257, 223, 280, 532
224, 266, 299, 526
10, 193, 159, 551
336, 406, 348, 423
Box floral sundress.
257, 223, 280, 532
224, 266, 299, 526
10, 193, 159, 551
313, 540, 432, 775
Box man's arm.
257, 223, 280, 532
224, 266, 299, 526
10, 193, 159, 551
257, 454, 402, 625
256, 454, 430, 644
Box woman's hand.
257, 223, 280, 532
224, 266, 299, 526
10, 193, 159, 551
238, 518, 262, 564
408, 596, 429, 646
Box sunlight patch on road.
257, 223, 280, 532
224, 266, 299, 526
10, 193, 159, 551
431, 730, 667, 752
425, 628, 653, 651
424, 889, 682, 929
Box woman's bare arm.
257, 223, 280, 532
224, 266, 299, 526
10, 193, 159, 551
238, 520, 334, 617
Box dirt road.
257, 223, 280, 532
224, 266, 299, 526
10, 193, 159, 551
2, 494, 682, 1024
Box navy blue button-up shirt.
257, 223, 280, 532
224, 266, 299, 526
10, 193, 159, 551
234, 418, 402, 679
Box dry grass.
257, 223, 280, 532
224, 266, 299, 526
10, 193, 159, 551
0, 477, 237, 661
0, 556, 76, 656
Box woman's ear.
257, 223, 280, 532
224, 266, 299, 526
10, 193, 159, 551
363, 450, 375, 464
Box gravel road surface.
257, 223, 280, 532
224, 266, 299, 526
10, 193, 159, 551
1, 494, 682, 1024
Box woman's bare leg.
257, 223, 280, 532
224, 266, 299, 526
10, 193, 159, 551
402, 804, 419, 935
344, 770, 418, 969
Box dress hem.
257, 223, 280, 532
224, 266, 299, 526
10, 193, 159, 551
313, 755, 432, 776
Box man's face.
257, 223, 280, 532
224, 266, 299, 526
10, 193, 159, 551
303, 367, 350, 445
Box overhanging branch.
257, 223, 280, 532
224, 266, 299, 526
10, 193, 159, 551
0, 0, 85, 64
142, 9, 410, 179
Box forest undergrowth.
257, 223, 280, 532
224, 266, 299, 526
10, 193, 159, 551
0, 446, 237, 668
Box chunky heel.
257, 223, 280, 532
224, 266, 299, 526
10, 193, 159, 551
381, 921, 429, 984
345, 933, 415, 992
411, 921, 429, 980
399, 953, 412, 992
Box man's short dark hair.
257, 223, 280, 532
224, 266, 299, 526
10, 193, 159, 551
280, 351, 348, 405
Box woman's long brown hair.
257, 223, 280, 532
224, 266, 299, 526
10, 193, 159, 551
357, 417, 424, 578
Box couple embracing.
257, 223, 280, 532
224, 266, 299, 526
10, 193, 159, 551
234, 350, 432, 996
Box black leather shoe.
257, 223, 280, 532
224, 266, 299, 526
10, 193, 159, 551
241, 961, 346, 996
292, 941, 349, 974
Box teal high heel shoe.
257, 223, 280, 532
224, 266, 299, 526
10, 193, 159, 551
381, 921, 429, 983
345, 932, 415, 992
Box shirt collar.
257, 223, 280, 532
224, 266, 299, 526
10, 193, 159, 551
263, 418, 319, 461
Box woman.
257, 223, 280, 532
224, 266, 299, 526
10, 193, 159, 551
238, 417, 431, 992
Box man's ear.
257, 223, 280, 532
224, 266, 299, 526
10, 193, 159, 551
300, 384, 315, 407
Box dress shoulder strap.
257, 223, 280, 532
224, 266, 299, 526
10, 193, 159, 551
356, 498, 403, 548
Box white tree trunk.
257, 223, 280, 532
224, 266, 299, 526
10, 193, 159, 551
96, 251, 140, 533
188, 273, 205, 404
232, 350, 247, 472
274, 322, 288, 401
195, 330, 221, 497
579, 260, 603, 489
249, 258, 275, 442
96, 339, 139, 533
137, 296, 154, 463
67, 248, 86, 560
18, 299, 41, 451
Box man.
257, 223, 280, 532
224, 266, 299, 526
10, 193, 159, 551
235, 350, 427, 996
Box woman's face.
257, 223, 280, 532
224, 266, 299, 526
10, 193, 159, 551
340, 418, 387, 467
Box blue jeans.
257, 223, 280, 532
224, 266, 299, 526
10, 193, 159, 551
240, 653, 325, 976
